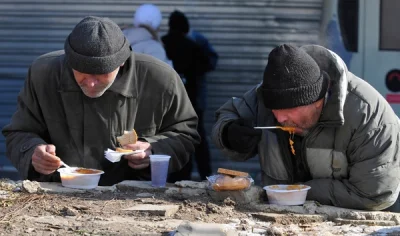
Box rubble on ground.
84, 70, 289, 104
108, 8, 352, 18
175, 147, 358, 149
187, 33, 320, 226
1, 178, 400, 235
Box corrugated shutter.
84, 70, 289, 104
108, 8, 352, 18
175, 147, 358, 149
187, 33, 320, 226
0, 0, 322, 181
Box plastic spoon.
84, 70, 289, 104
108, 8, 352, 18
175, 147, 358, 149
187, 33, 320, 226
60, 161, 72, 169
254, 126, 296, 132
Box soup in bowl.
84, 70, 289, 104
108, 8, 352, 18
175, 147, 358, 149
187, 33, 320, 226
58, 167, 104, 190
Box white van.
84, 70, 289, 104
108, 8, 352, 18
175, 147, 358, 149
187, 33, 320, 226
320, 0, 400, 116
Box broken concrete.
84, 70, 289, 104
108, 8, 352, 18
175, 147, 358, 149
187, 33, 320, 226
136, 192, 155, 198
3, 178, 400, 235
116, 180, 172, 192
208, 186, 264, 204
248, 202, 313, 214
0, 190, 9, 199
38, 182, 116, 194
174, 180, 208, 189
315, 205, 400, 224
22, 180, 41, 193
165, 187, 207, 199
123, 204, 180, 217
173, 221, 238, 236
334, 218, 396, 226
252, 212, 327, 224
0, 179, 16, 190
39, 182, 86, 194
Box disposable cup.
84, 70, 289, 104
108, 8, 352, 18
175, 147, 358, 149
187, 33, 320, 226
150, 155, 171, 187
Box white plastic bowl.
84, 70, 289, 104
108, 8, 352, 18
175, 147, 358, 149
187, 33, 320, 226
58, 167, 104, 190
263, 184, 311, 206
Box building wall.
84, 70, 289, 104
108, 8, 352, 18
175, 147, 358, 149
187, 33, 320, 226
0, 0, 322, 181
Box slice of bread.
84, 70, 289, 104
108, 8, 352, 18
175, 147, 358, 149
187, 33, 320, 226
116, 147, 133, 153
217, 168, 249, 177
116, 129, 138, 146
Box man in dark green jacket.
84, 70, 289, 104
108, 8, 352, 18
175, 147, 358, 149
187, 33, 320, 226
212, 44, 400, 211
2, 16, 200, 186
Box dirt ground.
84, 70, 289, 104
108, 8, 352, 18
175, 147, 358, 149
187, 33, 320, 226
0, 184, 258, 235
2, 181, 400, 236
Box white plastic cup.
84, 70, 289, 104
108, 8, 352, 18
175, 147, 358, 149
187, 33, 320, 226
150, 155, 171, 187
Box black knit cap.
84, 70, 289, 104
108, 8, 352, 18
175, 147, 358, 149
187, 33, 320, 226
64, 16, 131, 74
168, 10, 190, 34
260, 44, 329, 109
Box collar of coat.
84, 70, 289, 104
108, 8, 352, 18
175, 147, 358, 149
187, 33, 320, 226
301, 45, 348, 127
59, 52, 138, 98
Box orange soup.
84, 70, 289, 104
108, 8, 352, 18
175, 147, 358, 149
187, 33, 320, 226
74, 168, 102, 174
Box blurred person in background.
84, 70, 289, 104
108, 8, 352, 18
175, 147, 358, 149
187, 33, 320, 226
122, 4, 171, 66
162, 10, 217, 180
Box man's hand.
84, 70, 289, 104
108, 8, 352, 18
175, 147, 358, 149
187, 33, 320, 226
222, 118, 262, 153
32, 144, 61, 175
122, 141, 152, 169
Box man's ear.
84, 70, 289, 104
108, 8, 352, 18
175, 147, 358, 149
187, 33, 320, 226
120, 63, 125, 67
315, 98, 324, 109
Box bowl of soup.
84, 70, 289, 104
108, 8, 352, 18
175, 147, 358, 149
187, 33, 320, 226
58, 167, 104, 189
263, 184, 311, 206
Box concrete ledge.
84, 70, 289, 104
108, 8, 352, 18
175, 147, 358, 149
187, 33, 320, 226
116, 180, 173, 192
174, 221, 237, 236
165, 187, 207, 199
38, 182, 116, 194
252, 213, 327, 224
174, 181, 208, 189
208, 186, 264, 204
123, 204, 180, 217
334, 218, 396, 226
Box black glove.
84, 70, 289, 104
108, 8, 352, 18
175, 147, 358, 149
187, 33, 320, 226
222, 118, 262, 153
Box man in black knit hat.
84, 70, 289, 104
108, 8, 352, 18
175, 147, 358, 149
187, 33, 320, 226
2, 16, 200, 186
212, 44, 400, 211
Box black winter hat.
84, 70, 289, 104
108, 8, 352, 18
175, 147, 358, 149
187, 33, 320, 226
64, 16, 131, 74
260, 44, 329, 109
168, 10, 190, 34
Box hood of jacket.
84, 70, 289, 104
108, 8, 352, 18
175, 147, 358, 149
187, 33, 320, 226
123, 27, 155, 45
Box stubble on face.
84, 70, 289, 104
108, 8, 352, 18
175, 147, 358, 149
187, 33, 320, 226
79, 81, 114, 98
276, 99, 325, 136
72, 67, 121, 98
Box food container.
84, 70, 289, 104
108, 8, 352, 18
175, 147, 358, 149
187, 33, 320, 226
263, 184, 311, 206
57, 167, 104, 190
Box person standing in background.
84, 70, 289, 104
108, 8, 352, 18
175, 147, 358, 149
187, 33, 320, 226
122, 4, 172, 66
162, 10, 216, 180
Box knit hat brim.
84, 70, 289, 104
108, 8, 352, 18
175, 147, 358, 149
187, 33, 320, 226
65, 35, 131, 74
260, 71, 329, 109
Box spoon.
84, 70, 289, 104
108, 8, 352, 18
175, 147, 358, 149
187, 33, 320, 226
254, 126, 296, 132
60, 161, 72, 169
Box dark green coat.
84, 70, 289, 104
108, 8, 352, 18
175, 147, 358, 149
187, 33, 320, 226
2, 51, 200, 186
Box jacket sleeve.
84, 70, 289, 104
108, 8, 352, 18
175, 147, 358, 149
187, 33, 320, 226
306, 122, 400, 210
2, 66, 48, 179
141, 73, 200, 174
211, 90, 259, 162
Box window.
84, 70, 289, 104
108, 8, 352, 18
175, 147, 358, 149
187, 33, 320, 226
380, 0, 400, 50
338, 0, 359, 52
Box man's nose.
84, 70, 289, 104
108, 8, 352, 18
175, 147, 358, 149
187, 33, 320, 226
272, 111, 288, 123
83, 77, 98, 87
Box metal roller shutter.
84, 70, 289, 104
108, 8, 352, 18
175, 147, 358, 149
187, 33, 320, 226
0, 0, 322, 182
